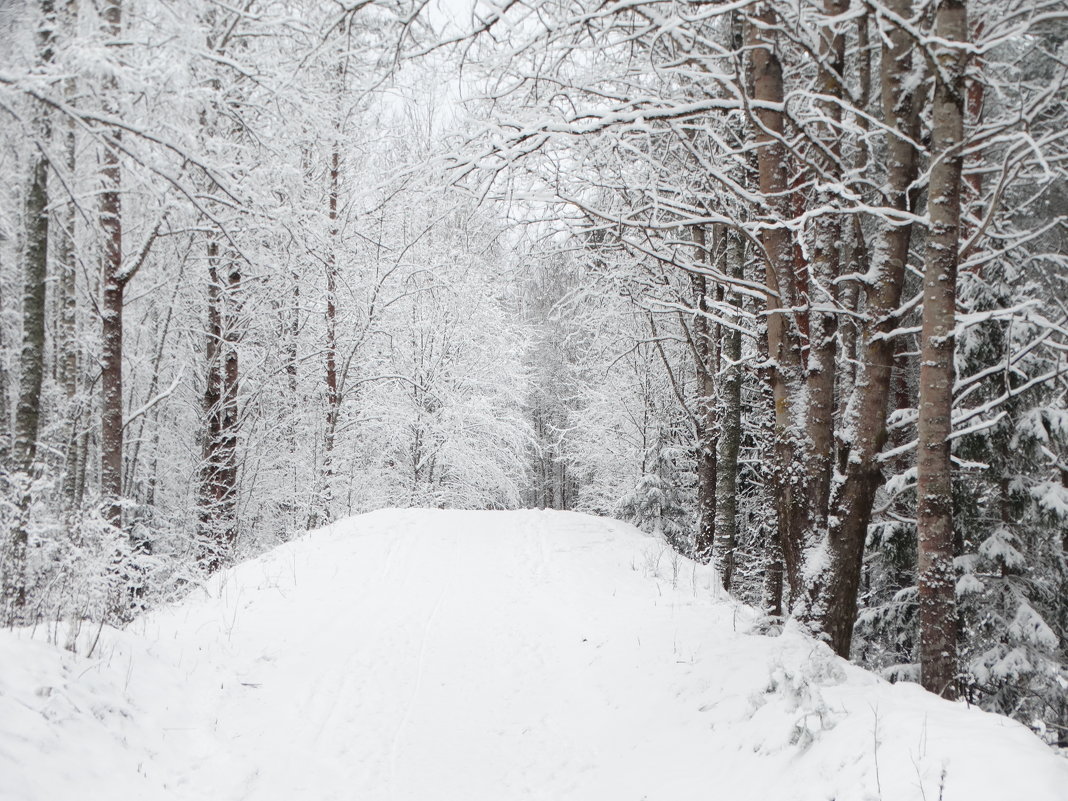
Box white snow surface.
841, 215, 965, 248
3, 508, 1066, 801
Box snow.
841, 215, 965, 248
3, 508, 1067, 801
1009, 602, 1060, 651
978, 526, 1026, 571
1032, 480, 1068, 518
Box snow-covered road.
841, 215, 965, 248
158, 509, 733, 800
3, 509, 1066, 800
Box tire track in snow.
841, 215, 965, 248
387, 532, 457, 798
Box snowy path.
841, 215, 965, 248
158, 510, 729, 800
3, 509, 1067, 801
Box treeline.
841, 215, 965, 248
495, 0, 1068, 744
0, 0, 532, 629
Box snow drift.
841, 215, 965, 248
2, 509, 1065, 800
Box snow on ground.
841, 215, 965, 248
2, 509, 1066, 801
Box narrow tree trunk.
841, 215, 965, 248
771, 0, 861, 646
791, 0, 845, 621
763, 530, 785, 616
13, 145, 50, 479
713, 230, 743, 591
220, 260, 240, 539
759, 350, 784, 615
8, 141, 50, 613
917, 0, 966, 700
287, 271, 299, 397
747, 5, 805, 609
281, 265, 299, 533
318, 144, 341, 527
12, 0, 54, 478
4, 0, 57, 622
690, 225, 717, 560
58, 160, 80, 504
555, 456, 567, 510
836, 9, 872, 407
5, 77, 51, 621
56, 0, 78, 402
57, 0, 80, 505
99, 0, 124, 530
192, 7, 250, 568
196, 242, 240, 572
71, 428, 88, 508
1060, 465, 1068, 739
0, 315, 8, 469
197, 245, 222, 569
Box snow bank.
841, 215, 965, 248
2, 509, 1065, 800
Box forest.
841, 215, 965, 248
1, 0, 1066, 750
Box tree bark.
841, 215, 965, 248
194, 6, 248, 570
221, 260, 240, 538
99, 0, 124, 530
4, 3, 55, 620
917, 0, 966, 700
0, 317, 8, 470
813, 0, 927, 657
774, 0, 848, 635
196, 241, 240, 572
57, 0, 80, 506
4, 0, 58, 623
690, 225, 717, 560
742, 0, 937, 656
747, 4, 806, 610
12, 0, 55, 478
197, 243, 223, 569
314, 144, 341, 528
13, 137, 50, 479
713, 229, 743, 591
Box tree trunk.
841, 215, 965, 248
5, 24, 54, 620
8, 136, 50, 617
57, 0, 80, 506
0, 314, 8, 470
99, 0, 124, 530
690, 224, 717, 560
713, 230, 743, 591
196, 241, 240, 572
4, 0, 57, 623
12, 0, 55, 478
747, 5, 806, 611
917, 0, 966, 700
221, 260, 240, 538
193, 8, 248, 568
13, 145, 50, 479
315, 144, 341, 528
197, 244, 223, 569
742, 0, 937, 656
789, 0, 845, 625
810, 0, 927, 657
